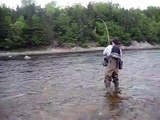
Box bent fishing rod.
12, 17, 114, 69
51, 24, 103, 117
77, 18, 110, 44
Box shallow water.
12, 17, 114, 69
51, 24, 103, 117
0, 49, 160, 120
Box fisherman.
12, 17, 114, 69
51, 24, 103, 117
103, 38, 123, 93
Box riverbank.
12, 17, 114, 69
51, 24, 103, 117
0, 41, 160, 58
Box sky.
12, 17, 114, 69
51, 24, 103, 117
0, 0, 160, 9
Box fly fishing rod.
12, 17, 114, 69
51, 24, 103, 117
77, 18, 110, 44
96, 18, 110, 44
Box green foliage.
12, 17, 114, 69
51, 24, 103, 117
45, 1, 58, 16
21, 0, 36, 7
0, 1, 160, 49
148, 21, 160, 43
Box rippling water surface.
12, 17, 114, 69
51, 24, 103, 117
0, 49, 160, 120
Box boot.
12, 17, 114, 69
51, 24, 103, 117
104, 80, 112, 92
104, 80, 111, 89
112, 73, 120, 93
113, 80, 121, 93
104, 75, 112, 91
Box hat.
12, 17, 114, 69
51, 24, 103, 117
111, 39, 121, 45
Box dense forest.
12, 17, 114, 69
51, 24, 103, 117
0, 0, 160, 49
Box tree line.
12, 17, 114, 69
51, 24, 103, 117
0, 0, 160, 49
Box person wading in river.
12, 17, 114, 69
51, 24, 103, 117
103, 38, 123, 93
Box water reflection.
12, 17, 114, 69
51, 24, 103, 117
105, 92, 122, 111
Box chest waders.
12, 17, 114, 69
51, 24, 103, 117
104, 46, 121, 93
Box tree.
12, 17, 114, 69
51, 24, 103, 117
21, 0, 36, 7
1, 1, 160, 49
0, 5, 12, 49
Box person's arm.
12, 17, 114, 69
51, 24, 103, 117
103, 45, 112, 56
120, 49, 122, 59
103, 47, 108, 56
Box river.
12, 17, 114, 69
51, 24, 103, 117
0, 49, 160, 120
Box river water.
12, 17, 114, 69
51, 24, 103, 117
0, 49, 160, 120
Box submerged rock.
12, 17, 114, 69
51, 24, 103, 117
8, 55, 12, 58
24, 55, 31, 60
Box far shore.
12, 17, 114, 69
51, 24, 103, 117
0, 41, 160, 58
0, 46, 160, 58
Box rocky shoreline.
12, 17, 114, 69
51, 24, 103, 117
0, 41, 159, 59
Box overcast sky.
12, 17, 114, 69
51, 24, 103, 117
0, 0, 160, 9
